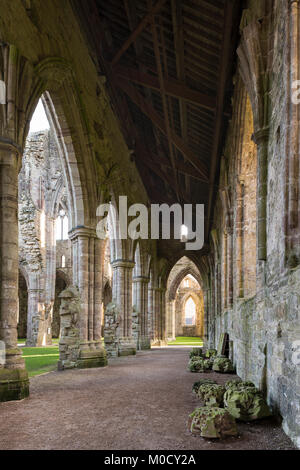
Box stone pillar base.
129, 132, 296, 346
118, 337, 136, 356
151, 339, 168, 347
76, 341, 107, 369
139, 336, 151, 350
76, 349, 107, 369
0, 369, 29, 402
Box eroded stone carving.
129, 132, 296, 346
192, 378, 217, 395
104, 301, 120, 357
197, 384, 226, 407
189, 407, 238, 439
224, 382, 272, 421
58, 286, 80, 370
212, 356, 235, 373
188, 357, 210, 373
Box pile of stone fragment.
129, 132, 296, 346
187, 348, 272, 439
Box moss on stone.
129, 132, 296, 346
212, 356, 235, 373
224, 384, 272, 421
192, 378, 217, 395
188, 357, 210, 373
189, 347, 203, 359
205, 349, 217, 358
197, 383, 226, 407
0, 368, 29, 402
225, 379, 255, 391
189, 406, 238, 439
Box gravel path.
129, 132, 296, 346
0, 347, 295, 450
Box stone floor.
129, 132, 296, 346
0, 347, 295, 450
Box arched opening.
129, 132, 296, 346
184, 296, 196, 326
166, 257, 204, 344
55, 206, 69, 241
18, 94, 74, 348
17, 270, 28, 341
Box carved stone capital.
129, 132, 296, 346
252, 127, 270, 145
132, 276, 149, 283
69, 226, 97, 241
111, 259, 135, 269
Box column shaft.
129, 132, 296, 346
0, 144, 29, 401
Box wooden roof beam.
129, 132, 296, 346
114, 65, 216, 110
111, 0, 167, 66
206, 0, 235, 238
171, 0, 189, 194
116, 78, 209, 181
147, 0, 180, 200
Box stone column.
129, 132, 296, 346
26, 285, 44, 347
153, 287, 167, 346
160, 288, 167, 345
285, 0, 300, 267
69, 227, 107, 368
236, 180, 244, 298
153, 287, 161, 343
166, 299, 176, 341
203, 288, 209, 345
227, 227, 233, 308
223, 231, 228, 311
0, 142, 29, 401
253, 128, 269, 261
45, 215, 56, 344
111, 259, 136, 356
147, 285, 155, 343
132, 276, 150, 349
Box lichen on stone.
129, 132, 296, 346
189, 347, 203, 359
192, 378, 217, 395
189, 406, 238, 439
188, 357, 210, 373
205, 349, 217, 358
212, 356, 235, 373
225, 379, 254, 390
197, 383, 226, 407
224, 384, 272, 421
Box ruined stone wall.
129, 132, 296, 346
209, 1, 300, 447
174, 280, 203, 337
166, 257, 203, 340
18, 128, 71, 345
17, 272, 28, 340
56, 240, 72, 279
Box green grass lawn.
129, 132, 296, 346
18, 338, 59, 345
168, 336, 203, 346
21, 345, 59, 377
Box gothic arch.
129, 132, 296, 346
167, 262, 202, 302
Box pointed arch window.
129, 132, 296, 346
185, 297, 196, 326
55, 208, 69, 240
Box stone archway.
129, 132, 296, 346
166, 257, 204, 341
175, 285, 204, 338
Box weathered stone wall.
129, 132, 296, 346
18, 129, 71, 345
208, 1, 300, 448
174, 280, 204, 338
17, 272, 28, 340
166, 257, 204, 340
52, 274, 67, 338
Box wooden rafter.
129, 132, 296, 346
147, 0, 179, 200
171, 0, 190, 195
116, 78, 209, 181
114, 65, 215, 110
111, 0, 167, 66
206, 0, 235, 238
